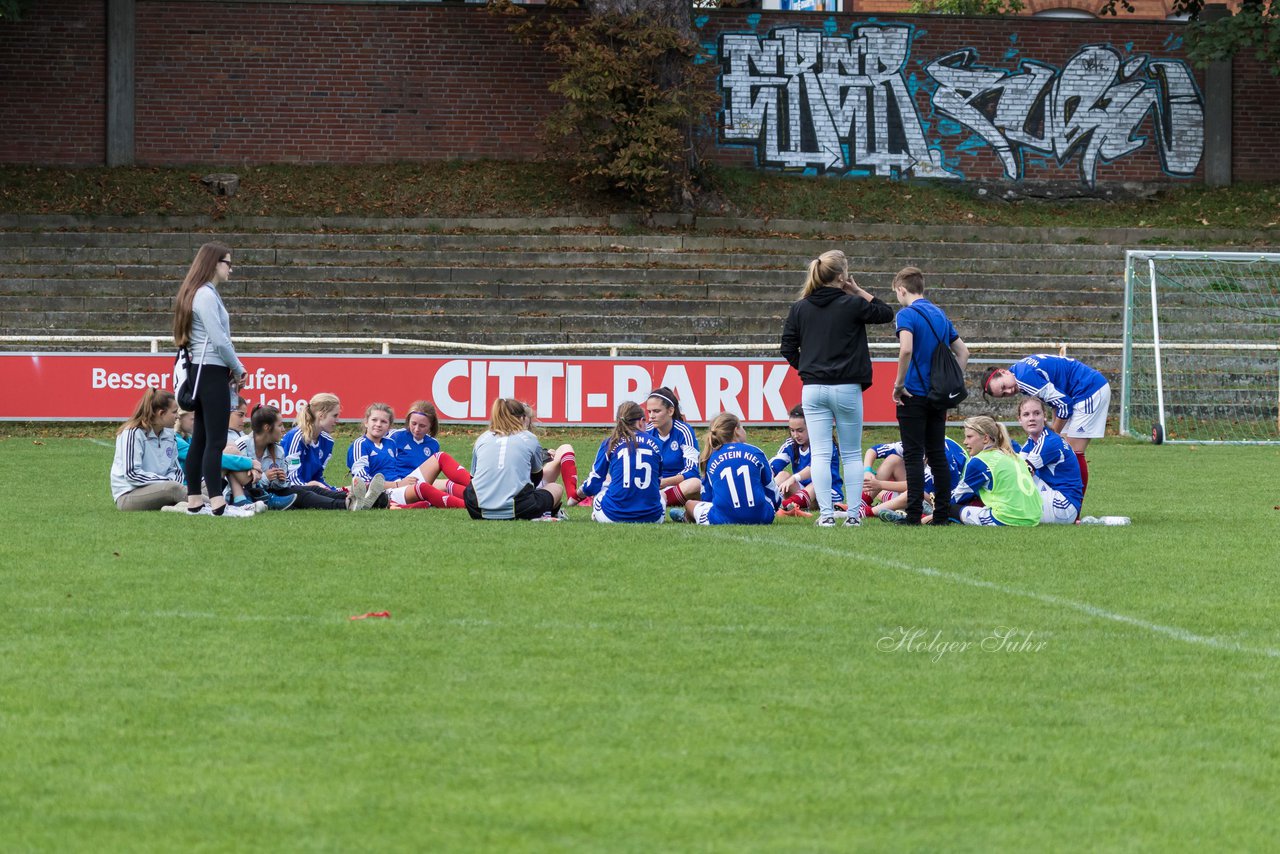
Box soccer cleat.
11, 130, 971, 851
878, 508, 907, 524
834, 502, 848, 512
815, 515, 836, 528
357, 474, 387, 511
348, 478, 367, 511
265, 492, 297, 511
555, 508, 569, 521
220, 502, 257, 518
668, 507, 687, 523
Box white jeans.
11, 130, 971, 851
802, 383, 864, 517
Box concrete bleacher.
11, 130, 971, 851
2, 215, 1273, 411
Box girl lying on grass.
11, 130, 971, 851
110, 388, 186, 511
578, 401, 666, 524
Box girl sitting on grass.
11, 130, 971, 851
283, 393, 342, 489
464, 398, 564, 521
676, 413, 779, 526
578, 401, 666, 524
1013, 396, 1083, 525
645, 387, 702, 510
238, 405, 379, 510
945, 415, 1041, 527
381, 400, 472, 509
770, 404, 843, 518
522, 403, 581, 506
110, 388, 186, 511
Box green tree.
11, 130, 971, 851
907, 0, 1025, 15
1101, 0, 1279, 75
493, 0, 717, 207
1, 0, 32, 22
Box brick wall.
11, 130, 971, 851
0, 0, 106, 164
133, 3, 560, 164
1, 1, 1275, 185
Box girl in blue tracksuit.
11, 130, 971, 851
680, 413, 779, 526
579, 401, 666, 524
644, 386, 702, 508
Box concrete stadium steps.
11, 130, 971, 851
3, 223, 1269, 353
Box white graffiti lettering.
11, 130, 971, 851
719, 26, 957, 179
718, 26, 1204, 186
925, 44, 1204, 186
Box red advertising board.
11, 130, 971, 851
1, 353, 899, 425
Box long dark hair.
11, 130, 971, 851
647, 386, 685, 424
173, 242, 230, 348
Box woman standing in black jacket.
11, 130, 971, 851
780, 250, 894, 527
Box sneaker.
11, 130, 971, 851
878, 508, 907, 524
668, 507, 687, 523
161, 503, 187, 513
533, 512, 561, 522
265, 492, 297, 511
356, 474, 386, 511
186, 504, 213, 516
842, 508, 863, 527
220, 502, 257, 518
348, 478, 367, 511
555, 508, 569, 521
923, 499, 935, 517
816, 515, 836, 527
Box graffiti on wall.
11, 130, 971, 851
718, 25, 1204, 185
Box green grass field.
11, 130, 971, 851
3, 427, 1279, 851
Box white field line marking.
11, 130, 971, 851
87, 438, 114, 449
716, 531, 1280, 660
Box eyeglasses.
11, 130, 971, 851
218, 259, 233, 268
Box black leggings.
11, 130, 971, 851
184, 365, 232, 499
272, 484, 347, 510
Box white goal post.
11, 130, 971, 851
1122, 250, 1280, 445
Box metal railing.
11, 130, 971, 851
0, 334, 1125, 358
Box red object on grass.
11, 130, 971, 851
350, 611, 391, 620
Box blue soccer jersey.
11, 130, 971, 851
386, 428, 441, 478
347, 435, 400, 483
282, 427, 336, 487
700, 442, 779, 525
769, 438, 844, 503
1014, 428, 1083, 511
579, 433, 665, 523
1008, 355, 1108, 422
647, 420, 700, 480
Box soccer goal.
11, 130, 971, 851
1123, 250, 1280, 444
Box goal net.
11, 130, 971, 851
1123, 250, 1280, 444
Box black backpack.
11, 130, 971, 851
909, 305, 967, 409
